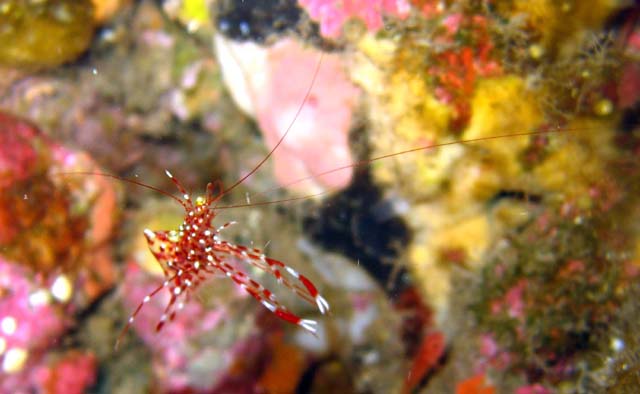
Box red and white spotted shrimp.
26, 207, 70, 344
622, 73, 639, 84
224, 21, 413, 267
115, 169, 330, 348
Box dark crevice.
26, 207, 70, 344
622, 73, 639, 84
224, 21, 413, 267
303, 169, 412, 294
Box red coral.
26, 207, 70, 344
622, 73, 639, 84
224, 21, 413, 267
428, 15, 502, 130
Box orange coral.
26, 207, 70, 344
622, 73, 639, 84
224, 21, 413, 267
403, 331, 445, 394
456, 373, 495, 394
257, 334, 306, 394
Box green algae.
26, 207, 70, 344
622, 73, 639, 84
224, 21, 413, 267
467, 133, 640, 389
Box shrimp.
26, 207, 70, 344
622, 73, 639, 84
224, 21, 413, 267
116, 170, 329, 348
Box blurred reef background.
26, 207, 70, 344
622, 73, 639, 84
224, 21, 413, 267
0, 0, 639, 393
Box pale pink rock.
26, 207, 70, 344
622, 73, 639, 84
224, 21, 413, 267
215, 36, 360, 194
254, 38, 360, 194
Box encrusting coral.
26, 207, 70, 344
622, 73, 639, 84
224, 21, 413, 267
336, 0, 630, 327
0, 111, 118, 391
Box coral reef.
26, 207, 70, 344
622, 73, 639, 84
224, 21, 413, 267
292, 1, 637, 392
470, 216, 629, 386
0, 0, 228, 195
0, 0, 638, 393
436, 125, 640, 392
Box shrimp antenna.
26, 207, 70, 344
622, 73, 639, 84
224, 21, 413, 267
219, 191, 329, 209
216, 125, 581, 210
218, 40, 324, 197
53, 171, 185, 206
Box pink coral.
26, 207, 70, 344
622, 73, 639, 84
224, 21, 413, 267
0, 258, 68, 392
121, 258, 310, 393
478, 334, 512, 371
254, 38, 360, 194
515, 384, 552, 394
0, 258, 67, 353
490, 279, 526, 320
299, 0, 411, 38
35, 351, 97, 394
216, 37, 360, 194
120, 262, 256, 392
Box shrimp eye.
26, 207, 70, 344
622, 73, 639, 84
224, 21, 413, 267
168, 230, 181, 243
195, 196, 206, 206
